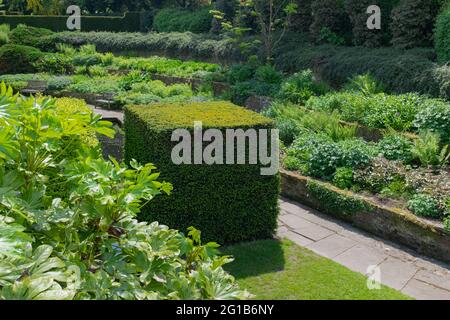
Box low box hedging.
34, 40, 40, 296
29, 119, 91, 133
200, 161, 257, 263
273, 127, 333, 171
124, 101, 280, 244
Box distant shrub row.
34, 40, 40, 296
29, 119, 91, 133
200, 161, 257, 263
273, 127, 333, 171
275, 38, 450, 101
43, 31, 238, 63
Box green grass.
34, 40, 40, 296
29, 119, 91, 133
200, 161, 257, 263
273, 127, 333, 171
223, 239, 412, 300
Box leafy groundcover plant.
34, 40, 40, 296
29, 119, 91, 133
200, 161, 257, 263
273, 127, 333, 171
0, 83, 249, 300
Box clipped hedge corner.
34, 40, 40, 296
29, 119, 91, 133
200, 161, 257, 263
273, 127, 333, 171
124, 101, 280, 244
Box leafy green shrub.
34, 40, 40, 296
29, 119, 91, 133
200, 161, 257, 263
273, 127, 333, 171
413, 100, 450, 142
411, 131, 450, 167
154, 8, 213, 33
435, 3, 450, 62
124, 102, 280, 244
289, 133, 376, 180
333, 167, 354, 190
69, 78, 122, 94
378, 134, 413, 162
380, 179, 411, 199
0, 44, 44, 74
407, 194, 441, 218
274, 43, 450, 101
390, 0, 443, 48
255, 65, 283, 85
0, 24, 9, 46
283, 156, 304, 172
34, 53, 73, 74
263, 103, 306, 144
277, 70, 329, 104
306, 91, 425, 132
344, 73, 384, 95
0, 85, 248, 300
363, 93, 420, 131
8, 24, 54, 48
318, 27, 346, 46
227, 64, 282, 104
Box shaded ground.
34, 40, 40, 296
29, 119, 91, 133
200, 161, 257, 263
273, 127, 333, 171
99, 124, 124, 162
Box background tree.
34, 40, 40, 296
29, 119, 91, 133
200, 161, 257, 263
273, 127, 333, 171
214, 0, 297, 64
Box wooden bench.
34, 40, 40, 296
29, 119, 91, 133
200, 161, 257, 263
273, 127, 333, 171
22, 80, 48, 95
95, 92, 116, 109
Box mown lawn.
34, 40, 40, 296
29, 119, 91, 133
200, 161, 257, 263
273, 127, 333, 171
223, 239, 412, 300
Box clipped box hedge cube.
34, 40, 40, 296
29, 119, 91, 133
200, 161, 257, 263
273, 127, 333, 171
124, 101, 280, 244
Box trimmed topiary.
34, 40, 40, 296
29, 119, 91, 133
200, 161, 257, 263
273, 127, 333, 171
124, 101, 280, 244
0, 44, 44, 74
8, 24, 54, 49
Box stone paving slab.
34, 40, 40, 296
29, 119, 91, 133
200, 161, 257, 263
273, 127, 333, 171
90, 105, 124, 123
279, 197, 450, 300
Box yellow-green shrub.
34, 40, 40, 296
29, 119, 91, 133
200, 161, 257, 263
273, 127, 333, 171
124, 101, 280, 243
54, 97, 99, 147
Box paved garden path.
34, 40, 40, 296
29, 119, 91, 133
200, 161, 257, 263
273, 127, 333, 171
90, 105, 124, 124
279, 197, 450, 300
90, 107, 450, 300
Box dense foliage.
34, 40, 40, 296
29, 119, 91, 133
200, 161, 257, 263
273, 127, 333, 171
47, 31, 238, 63
275, 41, 450, 101
8, 24, 54, 48
0, 44, 44, 74
435, 2, 450, 62
0, 85, 249, 300
390, 0, 443, 48
154, 7, 213, 33
124, 102, 280, 244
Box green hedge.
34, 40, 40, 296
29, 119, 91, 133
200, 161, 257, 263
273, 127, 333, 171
0, 12, 147, 32
124, 101, 280, 244
274, 39, 450, 100
153, 7, 212, 33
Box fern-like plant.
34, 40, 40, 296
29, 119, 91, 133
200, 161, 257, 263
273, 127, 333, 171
411, 131, 450, 167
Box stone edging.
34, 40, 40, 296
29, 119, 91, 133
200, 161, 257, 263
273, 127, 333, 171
280, 169, 450, 263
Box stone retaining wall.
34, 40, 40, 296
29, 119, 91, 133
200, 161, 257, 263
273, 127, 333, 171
281, 170, 450, 263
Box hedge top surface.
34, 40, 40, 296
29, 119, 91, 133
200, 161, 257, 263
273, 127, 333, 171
125, 101, 274, 131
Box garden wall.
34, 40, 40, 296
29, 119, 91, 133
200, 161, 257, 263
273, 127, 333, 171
281, 170, 450, 263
